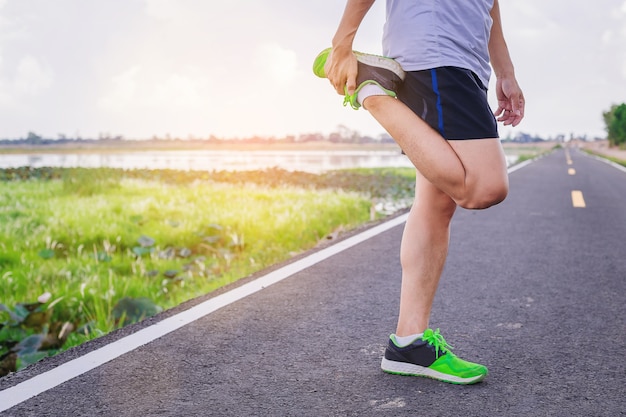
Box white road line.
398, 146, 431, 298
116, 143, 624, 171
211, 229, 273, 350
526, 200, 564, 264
507, 158, 535, 174
0, 162, 530, 412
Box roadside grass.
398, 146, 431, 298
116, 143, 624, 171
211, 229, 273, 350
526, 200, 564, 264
504, 143, 561, 165
515, 154, 538, 164
0, 167, 415, 375
582, 149, 626, 167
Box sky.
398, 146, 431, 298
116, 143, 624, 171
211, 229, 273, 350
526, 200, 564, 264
0, 0, 625, 141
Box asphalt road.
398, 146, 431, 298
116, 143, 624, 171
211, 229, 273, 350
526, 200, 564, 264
1, 148, 625, 416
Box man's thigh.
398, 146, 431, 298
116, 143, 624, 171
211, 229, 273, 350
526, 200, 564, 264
448, 138, 509, 206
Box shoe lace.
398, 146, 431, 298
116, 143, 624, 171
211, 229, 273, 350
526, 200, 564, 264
422, 328, 454, 358
342, 91, 359, 110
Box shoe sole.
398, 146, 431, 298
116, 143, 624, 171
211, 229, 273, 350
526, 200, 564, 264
313, 48, 405, 81
381, 357, 487, 385
353, 51, 405, 81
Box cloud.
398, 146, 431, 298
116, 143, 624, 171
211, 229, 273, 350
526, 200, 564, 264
97, 66, 140, 111
142, 0, 185, 21
612, 0, 626, 16
255, 43, 298, 85
98, 65, 212, 112
152, 71, 211, 108
601, 29, 613, 45
0, 54, 52, 108
506, 2, 561, 40
14, 55, 53, 95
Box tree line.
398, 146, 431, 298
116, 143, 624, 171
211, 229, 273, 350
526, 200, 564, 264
4, 104, 625, 147
0, 127, 395, 146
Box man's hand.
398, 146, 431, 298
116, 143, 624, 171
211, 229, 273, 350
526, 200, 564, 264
324, 46, 358, 96
494, 76, 525, 127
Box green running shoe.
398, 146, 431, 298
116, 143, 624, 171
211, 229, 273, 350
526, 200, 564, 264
312, 47, 405, 110
381, 328, 488, 385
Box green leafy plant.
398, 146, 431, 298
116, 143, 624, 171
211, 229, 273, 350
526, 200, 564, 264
0, 293, 71, 376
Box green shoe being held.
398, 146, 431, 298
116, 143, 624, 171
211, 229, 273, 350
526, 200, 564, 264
312, 47, 405, 110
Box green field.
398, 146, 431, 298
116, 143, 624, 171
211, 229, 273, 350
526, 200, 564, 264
0, 167, 416, 376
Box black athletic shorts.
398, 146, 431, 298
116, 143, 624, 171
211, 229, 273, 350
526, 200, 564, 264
397, 66, 499, 140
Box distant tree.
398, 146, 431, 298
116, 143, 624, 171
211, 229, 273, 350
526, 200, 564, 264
297, 133, 324, 142
328, 132, 342, 143
603, 103, 626, 147
26, 131, 43, 144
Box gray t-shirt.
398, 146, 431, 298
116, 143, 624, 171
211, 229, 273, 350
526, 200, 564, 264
382, 0, 494, 87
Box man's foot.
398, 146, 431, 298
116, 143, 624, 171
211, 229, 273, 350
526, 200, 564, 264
312, 47, 405, 110
380, 328, 488, 385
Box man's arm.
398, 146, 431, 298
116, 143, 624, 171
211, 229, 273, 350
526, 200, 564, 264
489, 0, 525, 126
325, 0, 376, 96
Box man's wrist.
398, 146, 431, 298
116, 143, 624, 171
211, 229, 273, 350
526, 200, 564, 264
494, 67, 515, 79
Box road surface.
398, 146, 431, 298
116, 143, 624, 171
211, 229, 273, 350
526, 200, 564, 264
1, 148, 625, 416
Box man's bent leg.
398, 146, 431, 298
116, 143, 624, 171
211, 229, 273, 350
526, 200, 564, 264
448, 138, 509, 209
363, 95, 508, 209
396, 170, 456, 336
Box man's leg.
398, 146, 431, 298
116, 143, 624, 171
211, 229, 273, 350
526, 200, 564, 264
360, 96, 500, 384
381, 161, 490, 384
396, 170, 456, 336
364, 93, 508, 334
363, 95, 509, 210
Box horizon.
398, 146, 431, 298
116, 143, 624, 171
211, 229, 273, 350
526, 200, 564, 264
0, 130, 600, 144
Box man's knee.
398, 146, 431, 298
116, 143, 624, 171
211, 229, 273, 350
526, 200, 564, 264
458, 181, 509, 210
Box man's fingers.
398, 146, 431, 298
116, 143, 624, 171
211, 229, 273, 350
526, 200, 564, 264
495, 91, 525, 127
332, 79, 345, 95
494, 103, 510, 119
511, 95, 525, 126
345, 76, 357, 96
510, 94, 522, 117
324, 50, 359, 97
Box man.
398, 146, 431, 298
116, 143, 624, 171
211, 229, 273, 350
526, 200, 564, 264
314, 0, 524, 384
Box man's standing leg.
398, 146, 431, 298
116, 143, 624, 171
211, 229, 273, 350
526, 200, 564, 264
380, 159, 491, 384
396, 170, 456, 337
362, 95, 506, 384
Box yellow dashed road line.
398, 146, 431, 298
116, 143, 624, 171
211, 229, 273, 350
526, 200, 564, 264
565, 148, 573, 165
566, 150, 581, 207
571, 190, 586, 208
